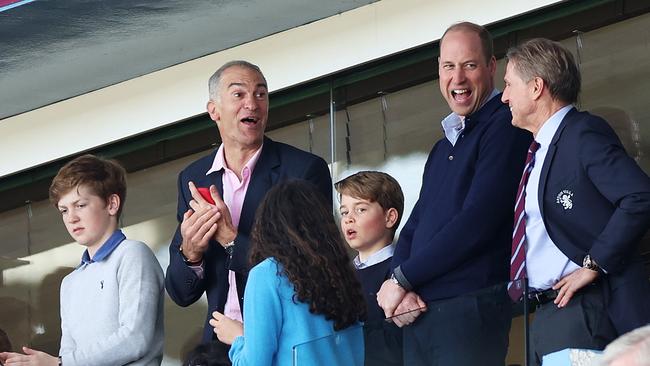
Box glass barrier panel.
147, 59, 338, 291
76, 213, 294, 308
292, 282, 532, 366
292, 324, 364, 366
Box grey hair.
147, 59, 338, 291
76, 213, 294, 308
208, 60, 267, 101
599, 324, 650, 366
505, 38, 581, 104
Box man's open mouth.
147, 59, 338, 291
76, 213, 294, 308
241, 117, 258, 124
451, 89, 471, 101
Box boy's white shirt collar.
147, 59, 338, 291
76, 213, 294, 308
354, 243, 395, 269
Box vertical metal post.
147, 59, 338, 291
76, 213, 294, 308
573, 30, 584, 109
308, 116, 315, 154
26, 200, 33, 256
343, 108, 351, 168
329, 82, 336, 172
329, 82, 337, 209
379, 92, 389, 161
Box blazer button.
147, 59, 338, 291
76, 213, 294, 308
448, 155, 454, 161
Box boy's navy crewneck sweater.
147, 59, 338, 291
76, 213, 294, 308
357, 257, 403, 366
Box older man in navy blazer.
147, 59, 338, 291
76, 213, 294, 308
502, 38, 650, 365
165, 60, 332, 344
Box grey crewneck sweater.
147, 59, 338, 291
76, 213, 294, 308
59, 239, 164, 366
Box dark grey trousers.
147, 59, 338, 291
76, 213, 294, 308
402, 284, 512, 366
529, 283, 617, 366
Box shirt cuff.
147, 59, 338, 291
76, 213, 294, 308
189, 263, 205, 279
393, 266, 413, 291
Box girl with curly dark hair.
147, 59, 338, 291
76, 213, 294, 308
210, 180, 366, 365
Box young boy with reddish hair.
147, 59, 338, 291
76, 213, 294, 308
336, 171, 406, 366
1, 154, 164, 366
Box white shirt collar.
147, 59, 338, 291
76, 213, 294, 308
441, 89, 500, 146
353, 243, 395, 269
535, 105, 574, 148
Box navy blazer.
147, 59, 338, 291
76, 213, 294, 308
538, 108, 650, 334
165, 137, 332, 342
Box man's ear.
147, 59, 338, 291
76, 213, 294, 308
531, 76, 545, 101
488, 56, 497, 76
385, 208, 399, 229
107, 194, 120, 216
207, 100, 220, 122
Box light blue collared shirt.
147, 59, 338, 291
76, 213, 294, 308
525, 105, 581, 290
353, 243, 395, 270
441, 89, 501, 146
79, 229, 126, 267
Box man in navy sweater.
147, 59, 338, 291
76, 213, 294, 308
377, 22, 532, 365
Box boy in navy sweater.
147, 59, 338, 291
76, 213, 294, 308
336, 171, 408, 366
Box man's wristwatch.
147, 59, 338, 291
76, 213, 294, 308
390, 273, 403, 288
583, 254, 600, 272
223, 240, 235, 257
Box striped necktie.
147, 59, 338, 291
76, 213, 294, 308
508, 140, 541, 301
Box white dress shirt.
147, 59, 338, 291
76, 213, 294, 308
525, 105, 581, 291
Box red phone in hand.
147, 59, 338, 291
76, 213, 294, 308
196, 187, 216, 204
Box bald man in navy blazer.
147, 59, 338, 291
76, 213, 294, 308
165, 61, 332, 343
502, 38, 650, 364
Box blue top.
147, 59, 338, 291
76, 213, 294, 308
393, 93, 532, 301
229, 258, 364, 366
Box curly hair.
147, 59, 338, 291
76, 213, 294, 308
250, 180, 367, 331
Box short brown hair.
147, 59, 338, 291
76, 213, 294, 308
49, 154, 127, 218
442, 21, 494, 65
506, 38, 581, 104
335, 171, 404, 238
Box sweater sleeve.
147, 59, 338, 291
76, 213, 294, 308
58, 278, 75, 357
229, 259, 283, 365
61, 243, 164, 366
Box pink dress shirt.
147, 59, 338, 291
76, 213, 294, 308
205, 143, 263, 322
